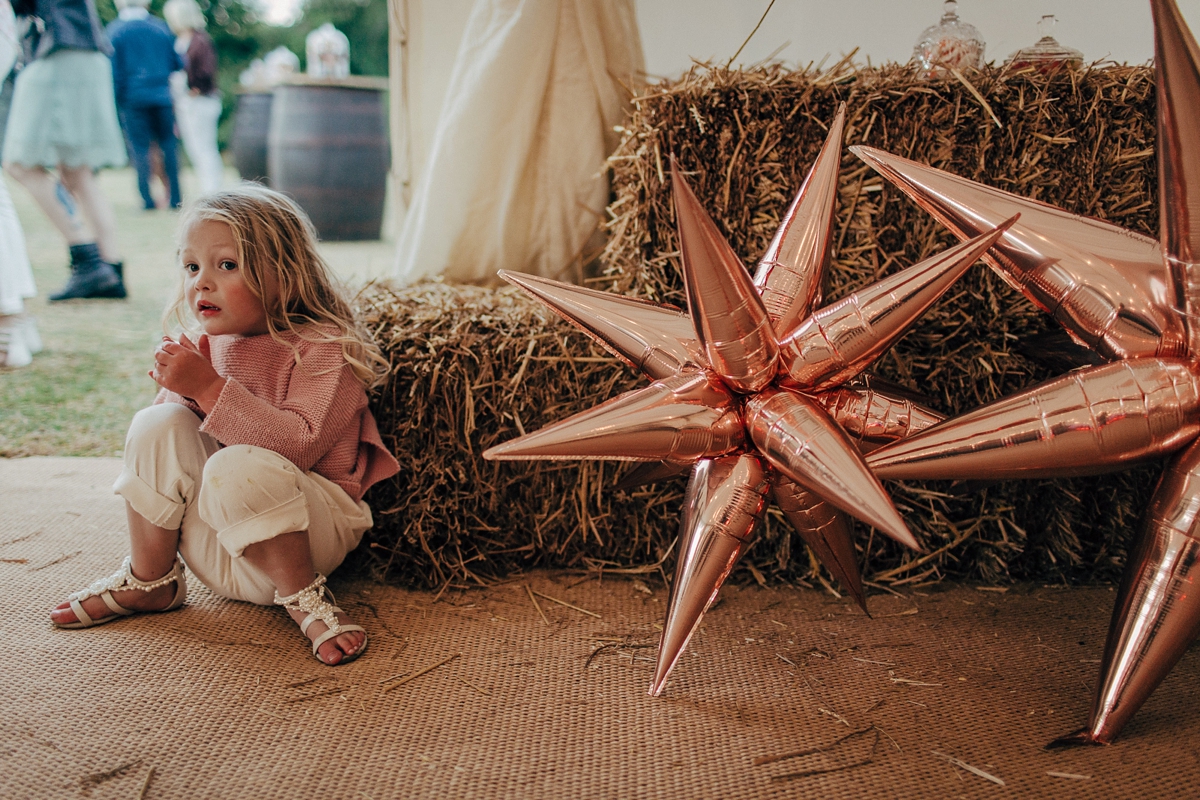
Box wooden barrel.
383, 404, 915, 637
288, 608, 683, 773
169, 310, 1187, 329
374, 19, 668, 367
267, 77, 389, 241
231, 91, 273, 185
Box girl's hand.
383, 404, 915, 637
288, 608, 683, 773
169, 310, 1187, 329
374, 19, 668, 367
150, 334, 226, 413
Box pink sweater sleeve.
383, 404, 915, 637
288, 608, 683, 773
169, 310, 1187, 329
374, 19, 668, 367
198, 342, 361, 472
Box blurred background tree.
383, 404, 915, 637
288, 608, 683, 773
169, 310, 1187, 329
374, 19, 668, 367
95, 0, 388, 149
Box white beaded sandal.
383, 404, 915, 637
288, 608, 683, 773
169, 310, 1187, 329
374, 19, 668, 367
54, 556, 187, 629
274, 574, 368, 665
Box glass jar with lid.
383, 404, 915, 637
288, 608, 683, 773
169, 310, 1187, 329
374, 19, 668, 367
1005, 15, 1084, 72
911, 0, 986, 80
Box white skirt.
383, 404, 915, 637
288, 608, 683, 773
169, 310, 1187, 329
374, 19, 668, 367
1, 50, 127, 169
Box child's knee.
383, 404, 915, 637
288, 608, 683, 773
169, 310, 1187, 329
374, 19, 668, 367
199, 447, 310, 557
116, 404, 209, 528
126, 403, 202, 452
202, 445, 299, 488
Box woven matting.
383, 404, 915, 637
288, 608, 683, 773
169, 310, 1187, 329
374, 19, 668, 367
3, 456, 1200, 799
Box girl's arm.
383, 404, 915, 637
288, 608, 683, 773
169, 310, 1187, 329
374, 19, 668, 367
196, 341, 364, 472
150, 334, 223, 413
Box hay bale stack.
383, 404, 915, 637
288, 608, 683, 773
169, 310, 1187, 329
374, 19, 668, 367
360, 64, 1161, 589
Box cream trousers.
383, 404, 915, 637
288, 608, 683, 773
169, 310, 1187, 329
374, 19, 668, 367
174, 92, 224, 196
113, 403, 373, 605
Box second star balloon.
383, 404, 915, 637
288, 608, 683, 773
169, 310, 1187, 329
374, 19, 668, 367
860, 0, 1200, 746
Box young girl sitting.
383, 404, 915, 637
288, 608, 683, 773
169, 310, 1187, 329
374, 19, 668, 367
50, 185, 400, 665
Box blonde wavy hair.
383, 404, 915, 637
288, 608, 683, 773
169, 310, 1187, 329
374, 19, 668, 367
166, 185, 389, 388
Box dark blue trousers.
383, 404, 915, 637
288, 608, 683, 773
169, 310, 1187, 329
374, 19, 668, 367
122, 104, 182, 210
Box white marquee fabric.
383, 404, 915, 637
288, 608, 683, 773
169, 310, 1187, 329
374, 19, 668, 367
391, 0, 643, 285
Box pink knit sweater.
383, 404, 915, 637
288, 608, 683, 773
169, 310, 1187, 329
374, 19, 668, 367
155, 329, 399, 501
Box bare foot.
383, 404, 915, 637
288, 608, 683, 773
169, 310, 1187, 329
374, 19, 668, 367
283, 606, 366, 666
50, 578, 179, 626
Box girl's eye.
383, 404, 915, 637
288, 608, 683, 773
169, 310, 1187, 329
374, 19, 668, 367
184, 262, 199, 273
219, 260, 238, 271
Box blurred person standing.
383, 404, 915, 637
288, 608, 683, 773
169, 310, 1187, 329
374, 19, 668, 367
3, 0, 128, 302
0, 0, 40, 365
106, 0, 169, 208
108, 0, 182, 211
164, 0, 221, 196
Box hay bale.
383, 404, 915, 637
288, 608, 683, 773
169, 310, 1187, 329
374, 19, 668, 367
356, 281, 681, 589
361, 63, 1162, 589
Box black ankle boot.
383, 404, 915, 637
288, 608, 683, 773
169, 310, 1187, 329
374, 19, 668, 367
91, 261, 128, 299
49, 244, 121, 302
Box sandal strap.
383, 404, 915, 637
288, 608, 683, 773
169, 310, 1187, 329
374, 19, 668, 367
67, 556, 183, 603
310, 622, 365, 656
299, 605, 345, 638
68, 598, 97, 627
100, 591, 136, 617
273, 574, 342, 638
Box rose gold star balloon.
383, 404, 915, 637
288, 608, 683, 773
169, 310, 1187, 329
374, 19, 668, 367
484, 104, 1016, 695
857, 0, 1200, 745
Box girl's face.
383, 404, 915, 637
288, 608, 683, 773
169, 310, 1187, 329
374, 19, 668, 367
181, 219, 271, 337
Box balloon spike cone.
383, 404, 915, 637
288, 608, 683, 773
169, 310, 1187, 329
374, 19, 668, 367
753, 103, 846, 335
772, 475, 868, 614
779, 218, 1016, 392
650, 455, 770, 696
1152, 0, 1200, 352
745, 387, 918, 550
482, 370, 744, 463
815, 385, 945, 449
851, 143, 1185, 361
1049, 441, 1200, 747
867, 359, 1200, 481
497, 270, 702, 381
671, 162, 779, 393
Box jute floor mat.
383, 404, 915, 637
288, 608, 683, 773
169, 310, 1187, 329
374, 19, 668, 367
3, 457, 1200, 799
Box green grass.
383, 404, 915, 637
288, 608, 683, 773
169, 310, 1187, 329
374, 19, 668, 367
0, 167, 395, 457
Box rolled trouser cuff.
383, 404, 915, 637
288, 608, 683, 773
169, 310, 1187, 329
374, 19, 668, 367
112, 403, 212, 530
213, 491, 310, 558
113, 467, 189, 529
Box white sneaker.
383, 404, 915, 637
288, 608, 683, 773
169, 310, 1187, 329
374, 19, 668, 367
19, 315, 42, 354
